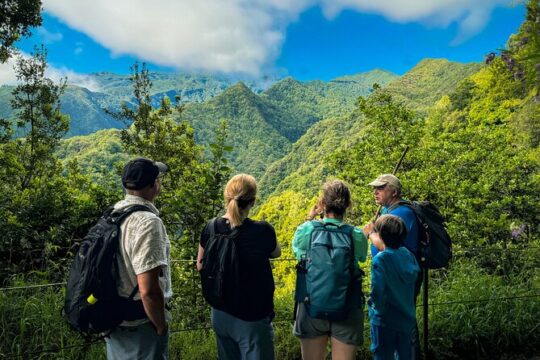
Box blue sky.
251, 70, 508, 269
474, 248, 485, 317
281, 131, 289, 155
277, 5, 525, 80
4, 0, 527, 84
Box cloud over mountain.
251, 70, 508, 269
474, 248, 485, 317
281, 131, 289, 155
42, 0, 510, 75
0, 53, 100, 91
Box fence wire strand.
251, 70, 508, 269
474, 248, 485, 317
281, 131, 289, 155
2, 245, 538, 292
1, 246, 539, 358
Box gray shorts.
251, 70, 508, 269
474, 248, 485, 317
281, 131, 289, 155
293, 303, 364, 346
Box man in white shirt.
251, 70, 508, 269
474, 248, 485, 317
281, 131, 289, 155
106, 157, 172, 360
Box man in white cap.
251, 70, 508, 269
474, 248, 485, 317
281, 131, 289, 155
363, 174, 419, 258
106, 157, 172, 360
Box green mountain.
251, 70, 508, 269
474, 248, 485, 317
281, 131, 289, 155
88, 71, 267, 106
0, 72, 270, 137
181, 70, 397, 177
260, 69, 398, 141
183, 82, 292, 178
49, 68, 394, 179
257, 59, 481, 199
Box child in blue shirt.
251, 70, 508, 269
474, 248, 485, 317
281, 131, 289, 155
368, 214, 420, 360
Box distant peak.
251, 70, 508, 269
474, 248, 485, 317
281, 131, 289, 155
406, 58, 480, 75
330, 69, 399, 83
219, 81, 256, 98
229, 81, 251, 91
416, 58, 450, 66
266, 76, 302, 89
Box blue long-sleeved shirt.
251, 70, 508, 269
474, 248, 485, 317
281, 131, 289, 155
368, 247, 420, 333
371, 202, 418, 257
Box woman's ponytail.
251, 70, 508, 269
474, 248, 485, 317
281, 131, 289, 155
224, 174, 257, 228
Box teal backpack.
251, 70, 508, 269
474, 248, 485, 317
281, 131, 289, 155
294, 221, 364, 321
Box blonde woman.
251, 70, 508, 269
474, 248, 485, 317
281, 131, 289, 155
197, 174, 281, 360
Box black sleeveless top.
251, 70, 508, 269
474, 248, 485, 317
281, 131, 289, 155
200, 217, 277, 321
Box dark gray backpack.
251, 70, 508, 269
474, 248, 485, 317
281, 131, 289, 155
63, 205, 150, 336
199, 218, 242, 312
392, 200, 452, 269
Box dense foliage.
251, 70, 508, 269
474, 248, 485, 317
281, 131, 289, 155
0, 48, 118, 282
1, 2, 539, 358
0, 0, 42, 62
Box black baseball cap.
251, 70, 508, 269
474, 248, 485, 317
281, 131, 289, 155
122, 157, 168, 190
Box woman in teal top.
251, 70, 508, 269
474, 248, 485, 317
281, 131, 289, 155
292, 180, 368, 360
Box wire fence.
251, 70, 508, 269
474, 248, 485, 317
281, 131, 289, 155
1, 245, 538, 359
3, 292, 539, 359
1, 245, 538, 292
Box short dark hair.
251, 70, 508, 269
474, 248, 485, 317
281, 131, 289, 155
374, 214, 408, 249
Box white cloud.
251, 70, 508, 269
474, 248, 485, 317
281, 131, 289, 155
47, 66, 101, 92
0, 57, 18, 85
43, 0, 298, 76
38, 27, 64, 44
318, 0, 508, 45
42, 0, 510, 75
74, 47, 83, 55
0, 53, 100, 92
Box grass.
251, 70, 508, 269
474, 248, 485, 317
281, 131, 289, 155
0, 255, 538, 359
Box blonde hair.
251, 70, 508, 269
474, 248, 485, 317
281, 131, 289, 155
224, 174, 257, 228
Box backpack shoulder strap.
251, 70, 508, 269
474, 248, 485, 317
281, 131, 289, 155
110, 204, 153, 300
208, 217, 218, 239
387, 200, 412, 213
208, 217, 241, 240
111, 205, 153, 225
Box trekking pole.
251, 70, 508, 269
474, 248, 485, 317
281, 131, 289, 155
373, 146, 410, 219
423, 268, 429, 360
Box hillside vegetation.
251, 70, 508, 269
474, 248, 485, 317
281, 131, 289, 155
53, 69, 395, 178
0, 2, 539, 358
258, 59, 480, 199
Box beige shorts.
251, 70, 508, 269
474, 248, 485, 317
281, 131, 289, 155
293, 303, 364, 346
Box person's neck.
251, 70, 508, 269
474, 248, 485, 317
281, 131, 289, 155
223, 211, 249, 222
385, 197, 400, 208
127, 191, 155, 203
324, 212, 343, 221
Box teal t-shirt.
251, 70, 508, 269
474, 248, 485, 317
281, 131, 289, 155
292, 218, 368, 263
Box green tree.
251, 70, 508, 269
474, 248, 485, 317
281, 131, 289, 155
10, 46, 69, 190
330, 83, 421, 223
0, 0, 42, 62
108, 62, 231, 255
0, 47, 117, 282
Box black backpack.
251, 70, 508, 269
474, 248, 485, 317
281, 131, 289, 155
199, 218, 242, 311
63, 205, 150, 336
390, 200, 452, 269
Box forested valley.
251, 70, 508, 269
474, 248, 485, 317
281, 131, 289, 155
0, 1, 539, 359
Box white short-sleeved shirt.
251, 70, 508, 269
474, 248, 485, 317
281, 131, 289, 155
113, 195, 172, 324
